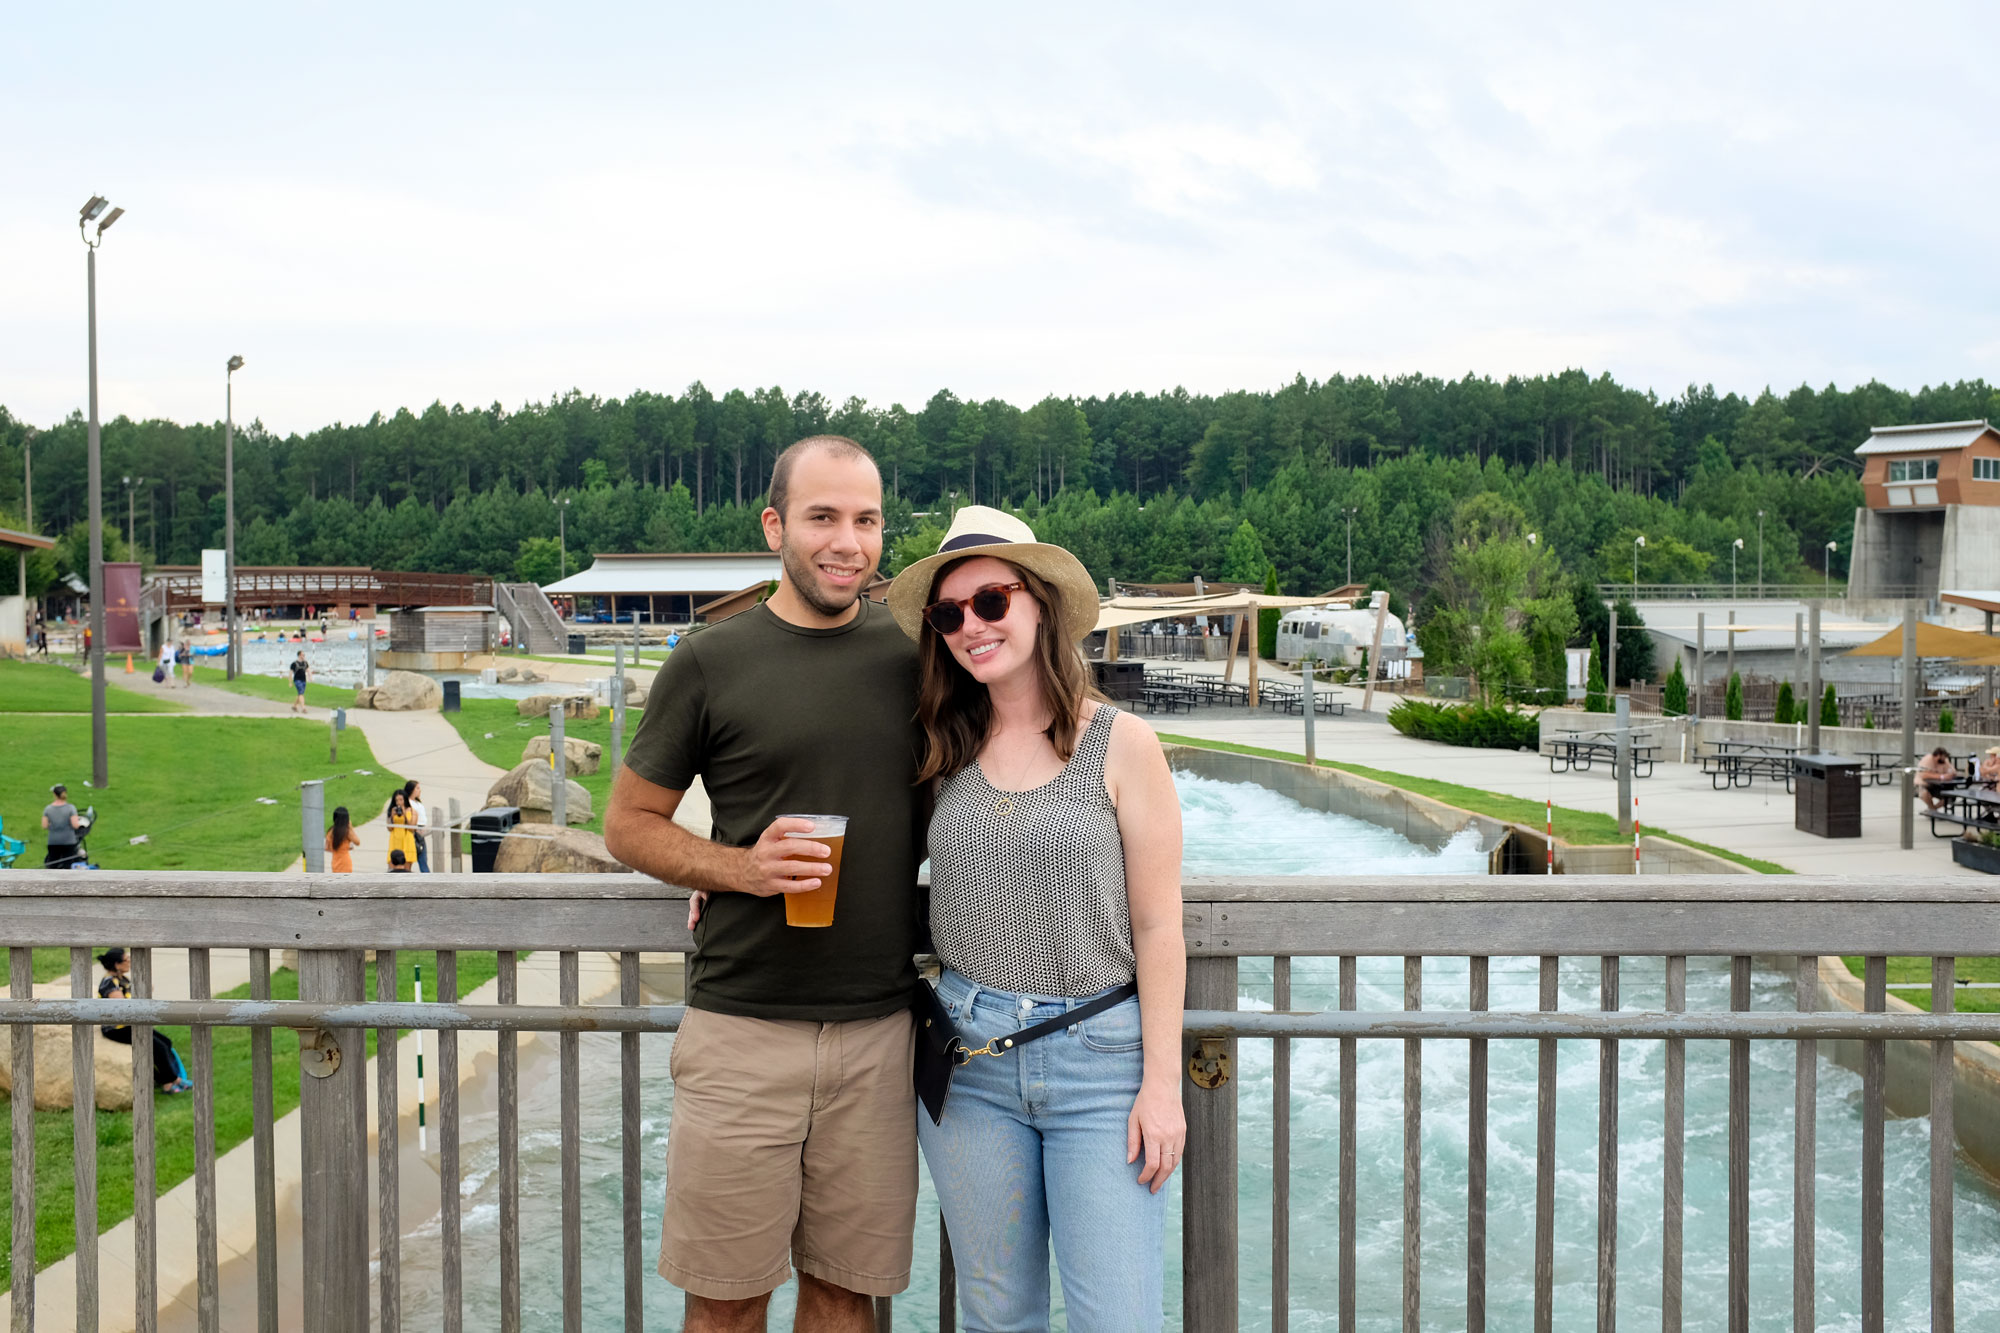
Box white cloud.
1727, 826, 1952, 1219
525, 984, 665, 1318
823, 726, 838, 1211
3, 2, 1996, 434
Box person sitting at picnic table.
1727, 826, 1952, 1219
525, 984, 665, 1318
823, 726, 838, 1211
1979, 746, 2000, 789
1915, 747, 1958, 810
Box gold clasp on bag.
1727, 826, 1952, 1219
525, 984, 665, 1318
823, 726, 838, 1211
954, 1035, 1016, 1064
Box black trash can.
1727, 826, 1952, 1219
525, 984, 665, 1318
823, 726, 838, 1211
441, 679, 461, 713
567, 633, 588, 655
469, 805, 522, 873
1794, 755, 1863, 838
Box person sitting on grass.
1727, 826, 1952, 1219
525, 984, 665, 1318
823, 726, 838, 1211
97, 948, 191, 1094
1915, 747, 1959, 811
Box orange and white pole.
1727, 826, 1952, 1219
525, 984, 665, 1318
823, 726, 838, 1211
1632, 797, 1642, 874
1546, 799, 1555, 875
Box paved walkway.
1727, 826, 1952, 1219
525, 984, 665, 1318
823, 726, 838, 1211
1142, 659, 1985, 877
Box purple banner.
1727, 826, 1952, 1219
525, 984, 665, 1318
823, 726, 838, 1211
104, 561, 143, 652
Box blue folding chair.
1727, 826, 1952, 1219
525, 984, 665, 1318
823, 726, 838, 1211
0, 815, 25, 870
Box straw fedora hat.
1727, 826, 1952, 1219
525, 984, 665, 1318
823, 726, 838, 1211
887, 505, 1102, 644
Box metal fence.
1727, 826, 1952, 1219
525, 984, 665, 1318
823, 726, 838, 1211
4, 872, 1998, 1331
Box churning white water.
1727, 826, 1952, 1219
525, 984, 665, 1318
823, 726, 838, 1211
392, 774, 2000, 1330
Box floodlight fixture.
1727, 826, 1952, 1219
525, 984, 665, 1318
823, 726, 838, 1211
80, 196, 108, 222
1733, 538, 1743, 549
227, 355, 244, 373
98, 206, 124, 234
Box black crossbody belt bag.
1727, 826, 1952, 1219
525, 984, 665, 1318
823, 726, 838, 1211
912, 979, 1140, 1125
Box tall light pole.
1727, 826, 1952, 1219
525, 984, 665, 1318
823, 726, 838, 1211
22, 429, 32, 531
80, 194, 124, 789
1343, 506, 1359, 586
225, 355, 244, 679
558, 495, 571, 579
1755, 510, 1765, 596
121, 475, 143, 551
1632, 534, 1645, 598
1825, 540, 1837, 596
1731, 537, 1743, 596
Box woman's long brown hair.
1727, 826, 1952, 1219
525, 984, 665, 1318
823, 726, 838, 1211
916, 558, 1107, 784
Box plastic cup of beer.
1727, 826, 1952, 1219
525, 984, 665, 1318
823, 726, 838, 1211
779, 814, 847, 927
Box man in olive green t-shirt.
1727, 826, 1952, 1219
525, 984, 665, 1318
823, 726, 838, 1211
606, 436, 921, 1333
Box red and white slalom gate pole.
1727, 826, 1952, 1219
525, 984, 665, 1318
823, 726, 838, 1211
1633, 796, 1643, 874
1546, 799, 1555, 875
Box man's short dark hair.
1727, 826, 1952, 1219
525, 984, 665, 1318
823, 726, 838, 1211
768, 436, 877, 523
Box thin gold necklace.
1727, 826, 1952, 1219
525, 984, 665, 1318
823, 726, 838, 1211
987, 728, 1051, 816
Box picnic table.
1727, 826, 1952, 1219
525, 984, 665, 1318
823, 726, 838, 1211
1860, 749, 1981, 787
1135, 682, 1202, 715
1700, 738, 1800, 791
1543, 733, 1659, 777
1926, 782, 2000, 839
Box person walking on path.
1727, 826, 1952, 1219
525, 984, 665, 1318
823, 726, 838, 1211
289, 650, 312, 713
887, 507, 1187, 1331
157, 638, 177, 687
180, 638, 195, 689
325, 806, 361, 873
386, 789, 418, 870
96, 949, 191, 1093
605, 436, 923, 1333
403, 780, 431, 872
42, 783, 85, 869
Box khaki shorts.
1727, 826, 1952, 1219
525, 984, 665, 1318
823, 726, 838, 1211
658, 1006, 917, 1301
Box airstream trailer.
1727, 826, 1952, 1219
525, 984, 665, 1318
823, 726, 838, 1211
1275, 606, 1407, 668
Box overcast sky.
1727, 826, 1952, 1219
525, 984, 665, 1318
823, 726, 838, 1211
4, 3, 1994, 435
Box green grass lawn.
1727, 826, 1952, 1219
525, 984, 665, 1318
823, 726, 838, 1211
189, 664, 356, 710
0, 951, 500, 1291
0, 660, 188, 715
1157, 733, 1792, 874
441, 697, 641, 833
1840, 956, 2000, 1015
5, 713, 406, 983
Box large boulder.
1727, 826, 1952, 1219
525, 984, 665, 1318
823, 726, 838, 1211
485, 760, 592, 825
371, 670, 443, 712
515, 693, 599, 720
0, 1022, 136, 1111
523, 735, 602, 775
627, 682, 650, 709
496, 666, 521, 682
493, 822, 632, 874
352, 686, 378, 708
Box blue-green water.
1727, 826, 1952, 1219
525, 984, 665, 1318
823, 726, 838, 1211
393, 775, 2000, 1330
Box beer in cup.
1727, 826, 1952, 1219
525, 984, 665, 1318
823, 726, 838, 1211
779, 814, 847, 927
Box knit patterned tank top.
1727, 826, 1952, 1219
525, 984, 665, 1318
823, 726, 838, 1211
929, 705, 1133, 996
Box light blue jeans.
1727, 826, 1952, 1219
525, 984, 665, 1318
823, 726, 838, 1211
918, 968, 1165, 1332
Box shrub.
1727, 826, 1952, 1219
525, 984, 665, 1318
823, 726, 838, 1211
1725, 672, 1744, 721
1821, 683, 1840, 728
1388, 699, 1542, 749
1662, 658, 1689, 716
1585, 639, 1610, 714
1863, 710, 1876, 729
1939, 708, 1957, 734
1258, 565, 1280, 660
1774, 681, 1795, 725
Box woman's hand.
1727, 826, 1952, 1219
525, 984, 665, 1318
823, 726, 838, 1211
1127, 1078, 1187, 1194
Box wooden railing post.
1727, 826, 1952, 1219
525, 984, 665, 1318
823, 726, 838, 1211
1184, 954, 1238, 1331
298, 948, 369, 1333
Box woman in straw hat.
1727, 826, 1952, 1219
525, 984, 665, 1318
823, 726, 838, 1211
889, 505, 1186, 1329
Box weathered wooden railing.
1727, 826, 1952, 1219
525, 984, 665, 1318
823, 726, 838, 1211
4, 872, 1998, 1331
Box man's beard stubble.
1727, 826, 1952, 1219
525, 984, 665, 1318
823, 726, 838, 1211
780, 531, 874, 620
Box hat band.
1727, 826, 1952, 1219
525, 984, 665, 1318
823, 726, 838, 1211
938, 532, 1010, 553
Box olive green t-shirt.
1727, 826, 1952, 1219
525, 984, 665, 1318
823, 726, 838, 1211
622, 599, 923, 1021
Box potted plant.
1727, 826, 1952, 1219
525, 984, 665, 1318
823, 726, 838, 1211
1953, 828, 2000, 875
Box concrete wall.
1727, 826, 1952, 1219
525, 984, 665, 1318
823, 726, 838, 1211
0, 593, 25, 657
1941, 504, 2000, 594
1819, 956, 2000, 1182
